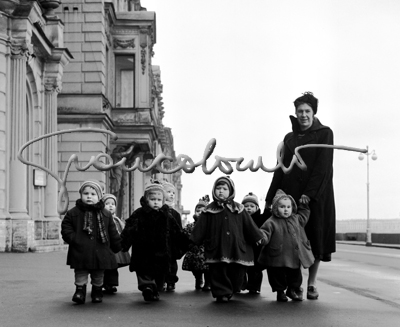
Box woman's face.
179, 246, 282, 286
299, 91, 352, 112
296, 103, 314, 131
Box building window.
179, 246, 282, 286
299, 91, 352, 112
115, 55, 135, 108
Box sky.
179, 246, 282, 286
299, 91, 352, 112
147, 0, 400, 221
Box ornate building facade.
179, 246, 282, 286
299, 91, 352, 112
0, 0, 183, 252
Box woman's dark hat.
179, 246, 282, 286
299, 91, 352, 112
294, 91, 318, 114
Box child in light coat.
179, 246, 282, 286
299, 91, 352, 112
61, 181, 121, 304
258, 189, 314, 302
191, 176, 264, 303
102, 194, 130, 294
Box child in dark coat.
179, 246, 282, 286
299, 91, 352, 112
102, 194, 131, 294
258, 189, 315, 302
191, 176, 264, 303
241, 192, 269, 294
61, 181, 122, 304
120, 180, 189, 302
182, 195, 211, 291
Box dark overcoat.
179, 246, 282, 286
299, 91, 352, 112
258, 204, 315, 269
266, 116, 336, 257
120, 198, 189, 275
61, 201, 122, 270
191, 204, 264, 266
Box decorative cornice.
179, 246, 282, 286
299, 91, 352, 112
113, 38, 135, 49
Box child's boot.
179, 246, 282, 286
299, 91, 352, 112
91, 285, 103, 303
194, 272, 204, 290
72, 285, 86, 304
202, 272, 211, 291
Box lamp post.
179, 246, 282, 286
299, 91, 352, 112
358, 146, 377, 246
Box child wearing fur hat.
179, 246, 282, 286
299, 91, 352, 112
102, 194, 131, 294
191, 176, 264, 303
61, 181, 122, 304
241, 192, 269, 294
162, 180, 183, 292
120, 180, 189, 302
258, 189, 314, 302
182, 195, 211, 291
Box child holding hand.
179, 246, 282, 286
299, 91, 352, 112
258, 189, 314, 302
61, 181, 121, 304
191, 176, 264, 303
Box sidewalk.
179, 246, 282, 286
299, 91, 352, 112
1, 246, 400, 327
336, 240, 400, 250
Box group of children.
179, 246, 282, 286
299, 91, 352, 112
61, 175, 315, 304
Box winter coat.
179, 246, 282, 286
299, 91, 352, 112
258, 203, 315, 269
120, 197, 189, 275
61, 200, 122, 270
266, 116, 336, 256
191, 204, 264, 266
112, 216, 131, 267
182, 217, 208, 272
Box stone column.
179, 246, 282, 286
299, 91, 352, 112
43, 83, 60, 221
43, 49, 72, 241
9, 41, 31, 221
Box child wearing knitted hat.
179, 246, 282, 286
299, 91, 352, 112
191, 176, 264, 303
120, 180, 189, 302
61, 181, 122, 304
182, 195, 211, 291
241, 192, 269, 294
258, 189, 315, 302
102, 194, 131, 294
161, 181, 183, 292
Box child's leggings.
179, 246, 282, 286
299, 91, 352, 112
74, 269, 104, 287
266, 266, 302, 291
208, 262, 246, 298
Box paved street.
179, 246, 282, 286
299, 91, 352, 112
1, 244, 400, 327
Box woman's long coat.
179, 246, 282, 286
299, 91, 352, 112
61, 204, 122, 270
258, 204, 315, 269
266, 116, 336, 257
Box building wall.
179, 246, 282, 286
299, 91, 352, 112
0, 1, 72, 252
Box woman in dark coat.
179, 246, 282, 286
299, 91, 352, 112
265, 92, 335, 300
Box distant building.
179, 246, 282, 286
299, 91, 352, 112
0, 0, 183, 252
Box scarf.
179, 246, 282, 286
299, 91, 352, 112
76, 199, 108, 243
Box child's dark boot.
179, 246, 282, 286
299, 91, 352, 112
72, 284, 86, 304
276, 290, 288, 302
91, 285, 103, 303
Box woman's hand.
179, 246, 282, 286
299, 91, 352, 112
299, 194, 310, 204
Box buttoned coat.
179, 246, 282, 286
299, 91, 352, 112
120, 198, 189, 275
61, 202, 122, 270
266, 116, 336, 257
258, 204, 315, 269
191, 205, 264, 266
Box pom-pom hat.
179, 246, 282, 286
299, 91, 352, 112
79, 181, 103, 199
195, 195, 210, 210
294, 91, 318, 114
144, 179, 165, 194
242, 192, 259, 207
102, 193, 117, 206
